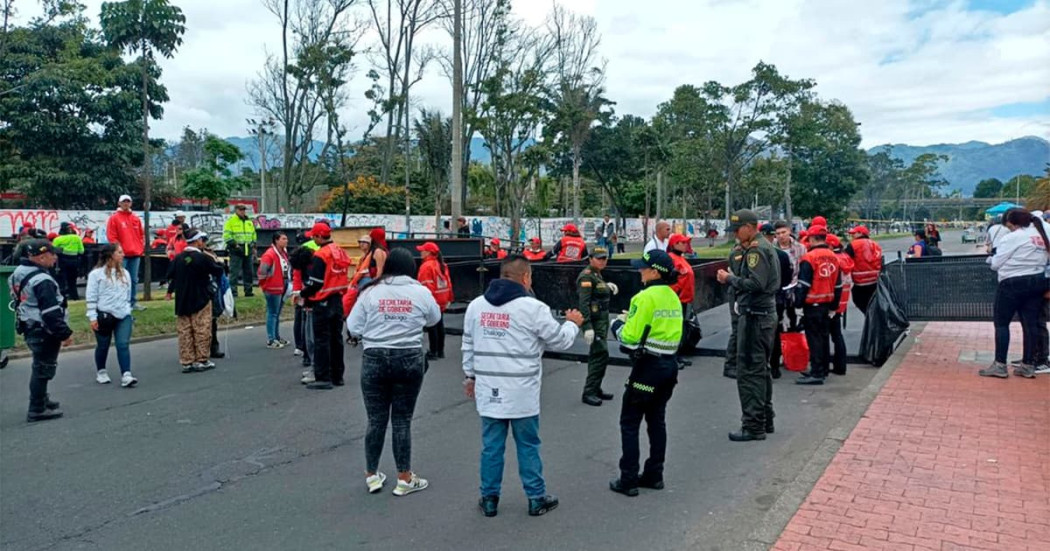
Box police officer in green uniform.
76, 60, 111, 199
723, 240, 744, 379
578, 247, 619, 406
717, 210, 780, 442
608, 250, 682, 496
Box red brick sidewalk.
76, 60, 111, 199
773, 322, 1050, 551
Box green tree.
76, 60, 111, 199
414, 108, 453, 231
100, 0, 186, 300
181, 135, 250, 206
0, 10, 162, 208
973, 177, 1003, 199
860, 150, 905, 220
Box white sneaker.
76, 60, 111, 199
121, 372, 138, 387
1035, 364, 1050, 375
300, 371, 315, 384
366, 472, 387, 494
96, 370, 111, 384
293, 348, 304, 357
392, 473, 429, 496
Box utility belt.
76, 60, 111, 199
736, 304, 775, 316
16, 320, 44, 336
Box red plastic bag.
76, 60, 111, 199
781, 331, 809, 372
342, 286, 359, 319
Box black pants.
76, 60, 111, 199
724, 304, 739, 377
736, 311, 776, 434
211, 316, 221, 356
993, 274, 1048, 364
228, 253, 254, 296
58, 255, 79, 300
852, 284, 876, 314
426, 316, 446, 357
25, 330, 62, 413
619, 354, 677, 486
1035, 303, 1049, 365
830, 313, 846, 374
361, 348, 426, 473
803, 304, 832, 379
311, 295, 345, 384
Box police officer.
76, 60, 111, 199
301, 222, 351, 390
794, 227, 842, 385
10, 239, 74, 422
717, 210, 780, 442
609, 250, 682, 496
223, 204, 257, 297
577, 247, 619, 406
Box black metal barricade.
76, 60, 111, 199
885, 254, 1002, 321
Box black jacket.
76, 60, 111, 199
167, 248, 225, 316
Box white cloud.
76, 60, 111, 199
15, 0, 1050, 147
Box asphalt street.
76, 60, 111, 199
0, 318, 886, 551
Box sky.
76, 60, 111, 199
15, 0, 1050, 148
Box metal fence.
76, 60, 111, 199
885, 254, 1004, 321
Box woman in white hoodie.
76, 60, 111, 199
980, 208, 1050, 379
86, 244, 137, 387
346, 248, 441, 497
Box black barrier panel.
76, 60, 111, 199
389, 238, 484, 260
885, 256, 1002, 321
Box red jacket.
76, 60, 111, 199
669, 253, 695, 305
800, 247, 840, 305
417, 257, 453, 311
523, 248, 547, 261
848, 237, 882, 286
257, 246, 290, 295
312, 243, 351, 301
165, 224, 181, 259
834, 251, 854, 314
106, 210, 145, 257
555, 235, 586, 262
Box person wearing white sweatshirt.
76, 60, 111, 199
85, 244, 137, 387
346, 248, 441, 497
462, 255, 584, 518
980, 208, 1050, 379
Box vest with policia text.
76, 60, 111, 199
800, 247, 839, 305
849, 237, 882, 286
556, 236, 586, 262
313, 243, 351, 301
617, 284, 683, 356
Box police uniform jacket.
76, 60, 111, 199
576, 266, 611, 334
462, 279, 579, 419
726, 238, 780, 312
10, 260, 72, 340
614, 282, 682, 356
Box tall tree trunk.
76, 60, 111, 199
279, 0, 291, 213
450, 0, 463, 223
141, 46, 152, 301
655, 170, 663, 221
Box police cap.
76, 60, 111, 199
727, 209, 759, 232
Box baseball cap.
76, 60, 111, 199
631, 249, 674, 274
808, 226, 828, 238
848, 225, 870, 236
826, 234, 841, 248
592, 247, 609, 259
173, 210, 186, 218
811, 216, 827, 227
416, 242, 440, 254
24, 239, 56, 257
357, 235, 372, 244
799, 229, 809, 239
308, 222, 331, 239
529, 237, 541, 244
490, 238, 501, 246
118, 194, 132, 203
668, 234, 691, 247
561, 223, 579, 233
234, 204, 247, 211
727, 209, 759, 232
759, 223, 776, 235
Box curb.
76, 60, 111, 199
741, 323, 924, 550
3, 319, 269, 362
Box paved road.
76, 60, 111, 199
0, 320, 888, 551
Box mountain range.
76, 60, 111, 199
218, 135, 1050, 198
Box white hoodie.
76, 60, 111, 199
990, 225, 1049, 282
462, 279, 579, 419
346, 276, 441, 349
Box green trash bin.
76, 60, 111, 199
0, 265, 16, 350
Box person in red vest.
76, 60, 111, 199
300, 222, 351, 390
165, 211, 186, 260
417, 242, 454, 360
82, 229, 96, 244
844, 225, 882, 313
668, 234, 695, 369
793, 227, 842, 385
484, 238, 507, 260
522, 237, 548, 261
551, 223, 588, 262
106, 194, 145, 310
150, 229, 168, 250
826, 234, 853, 376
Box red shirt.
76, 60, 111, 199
669, 253, 695, 305
834, 251, 854, 314
106, 210, 145, 257
418, 258, 454, 311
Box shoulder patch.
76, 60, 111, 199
580, 280, 592, 288
748, 254, 760, 269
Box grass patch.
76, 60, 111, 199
10, 293, 290, 352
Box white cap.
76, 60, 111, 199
118, 194, 132, 203
173, 210, 186, 218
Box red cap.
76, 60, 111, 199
47, 232, 58, 241
668, 234, 691, 247
22, 222, 35, 228
808, 226, 828, 237
490, 238, 501, 246
848, 225, 869, 236
154, 229, 165, 236
416, 242, 440, 254
799, 230, 809, 238
307, 222, 331, 239
826, 234, 841, 248
560, 223, 578, 233
811, 216, 827, 227
529, 237, 541, 244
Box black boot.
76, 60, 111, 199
581, 395, 602, 407
609, 478, 639, 497
44, 395, 60, 410
638, 473, 664, 490
598, 390, 614, 400
728, 429, 766, 442
478, 496, 499, 517
527, 495, 559, 516
27, 409, 63, 423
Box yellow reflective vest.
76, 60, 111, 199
616, 283, 682, 356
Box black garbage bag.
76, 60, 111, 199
859, 272, 910, 367
678, 309, 703, 356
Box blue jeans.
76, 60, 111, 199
95, 315, 133, 374
264, 293, 285, 342
122, 256, 141, 307
480, 415, 545, 499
